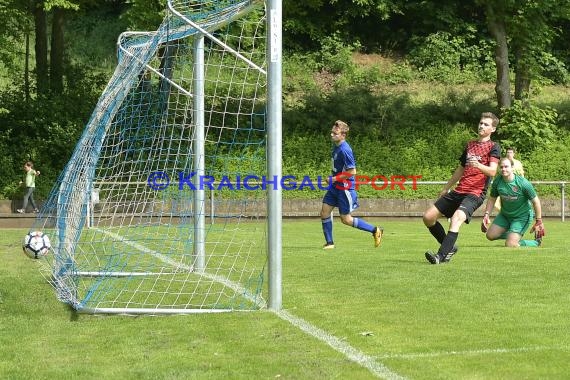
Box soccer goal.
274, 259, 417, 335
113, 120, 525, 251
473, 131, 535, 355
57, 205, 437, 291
31, 0, 282, 314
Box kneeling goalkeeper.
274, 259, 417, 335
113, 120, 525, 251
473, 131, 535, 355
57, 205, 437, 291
481, 157, 545, 247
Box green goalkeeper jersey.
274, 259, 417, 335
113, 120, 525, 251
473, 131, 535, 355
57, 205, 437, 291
490, 174, 536, 219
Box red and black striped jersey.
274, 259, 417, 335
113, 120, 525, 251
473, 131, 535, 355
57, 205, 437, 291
455, 140, 501, 197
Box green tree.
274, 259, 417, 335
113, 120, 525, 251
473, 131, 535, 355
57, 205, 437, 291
283, 0, 403, 50
479, 0, 570, 108
31, 0, 80, 96
120, 0, 165, 30
483, 0, 511, 108
0, 1, 32, 77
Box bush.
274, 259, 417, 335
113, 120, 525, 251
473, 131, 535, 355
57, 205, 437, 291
407, 32, 495, 83
523, 135, 570, 181
538, 52, 569, 85
316, 33, 359, 74
498, 100, 558, 155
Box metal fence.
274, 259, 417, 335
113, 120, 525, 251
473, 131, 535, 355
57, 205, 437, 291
89, 180, 568, 224
204, 180, 568, 222
410, 181, 566, 222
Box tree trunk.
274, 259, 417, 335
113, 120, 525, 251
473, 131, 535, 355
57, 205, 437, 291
485, 5, 511, 110
25, 31, 30, 101
50, 7, 65, 94
33, 0, 48, 96
513, 45, 531, 101
158, 42, 180, 114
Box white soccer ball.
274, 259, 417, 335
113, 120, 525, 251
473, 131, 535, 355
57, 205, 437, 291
22, 231, 51, 259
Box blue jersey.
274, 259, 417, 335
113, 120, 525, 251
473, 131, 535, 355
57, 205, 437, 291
331, 141, 356, 188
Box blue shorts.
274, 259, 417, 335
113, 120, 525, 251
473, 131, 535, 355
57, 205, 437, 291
322, 186, 359, 215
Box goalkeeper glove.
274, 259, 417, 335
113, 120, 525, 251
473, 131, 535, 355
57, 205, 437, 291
530, 219, 545, 239
481, 213, 490, 233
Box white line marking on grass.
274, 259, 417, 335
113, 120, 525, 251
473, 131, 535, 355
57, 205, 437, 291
376, 345, 567, 360
96, 229, 194, 271
94, 228, 268, 309
274, 309, 406, 380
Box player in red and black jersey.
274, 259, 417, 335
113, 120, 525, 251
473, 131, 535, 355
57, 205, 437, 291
423, 112, 501, 264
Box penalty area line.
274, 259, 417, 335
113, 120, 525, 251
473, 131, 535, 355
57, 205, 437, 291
273, 309, 406, 380
375, 345, 567, 360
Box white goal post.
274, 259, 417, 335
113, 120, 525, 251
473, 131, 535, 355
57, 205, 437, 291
31, 0, 282, 314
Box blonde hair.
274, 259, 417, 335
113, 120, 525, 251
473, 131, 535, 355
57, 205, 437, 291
333, 120, 350, 136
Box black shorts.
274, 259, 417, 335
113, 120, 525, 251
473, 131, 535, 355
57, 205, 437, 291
434, 191, 484, 224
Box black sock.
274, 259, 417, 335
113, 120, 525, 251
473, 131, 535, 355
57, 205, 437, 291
437, 231, 458, 258
428, 222, 447, 244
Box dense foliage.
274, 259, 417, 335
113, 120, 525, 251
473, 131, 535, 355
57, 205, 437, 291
281, 51, 570, 199
0, 0, 569, 201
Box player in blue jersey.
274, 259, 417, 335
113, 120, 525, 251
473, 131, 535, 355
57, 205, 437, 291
481, 157, 545, 247
320, 120, 383, 250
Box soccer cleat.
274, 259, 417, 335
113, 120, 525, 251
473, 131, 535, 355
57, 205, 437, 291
34, 208, 39, 213
373, 226, 384, 248
322, 243, 335, 250
425, 251, 441, 265
16, 209, 25, 214
536, 238, 542, 247
441, 245, 459, 263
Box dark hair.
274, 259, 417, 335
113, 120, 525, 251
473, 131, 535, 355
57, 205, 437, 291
481, 112, 500, 128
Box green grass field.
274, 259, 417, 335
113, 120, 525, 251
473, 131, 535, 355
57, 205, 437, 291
1, 219, 570, 379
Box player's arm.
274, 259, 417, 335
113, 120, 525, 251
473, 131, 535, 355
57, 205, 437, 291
468, 158, 498, 177
469, 142, 501, 176
326, 168, 355, 188
481, 180, 499, 232
530, 196, 546, 238
439, 165, 464, 197
326, 168, 355, 185
480, 195, 496, 232
530, 196, 542, 220
483, 195, 497, 216
334, 168, 355, 182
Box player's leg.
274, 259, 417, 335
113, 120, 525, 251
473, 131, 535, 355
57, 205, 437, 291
424, 200, 451, 264
423, 194, 455, 244
432, 194, 481, 264
519, 238, 541, 247
485, 224, 507, 241
424, 193, 462, 264
486, 213, 510, 242
338, 189, 383, 247
509, 214, 541, 247
320, 190, 337, 249
505, 232, 523, 247
433, 208, 467, 260
20, 187, 32, 212
28, 188, 38, 211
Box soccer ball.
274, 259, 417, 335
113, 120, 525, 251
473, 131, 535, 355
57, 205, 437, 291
22, 231, 51, 259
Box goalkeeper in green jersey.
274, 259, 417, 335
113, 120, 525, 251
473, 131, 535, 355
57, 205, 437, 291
481, 157, 545, 247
